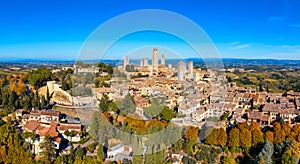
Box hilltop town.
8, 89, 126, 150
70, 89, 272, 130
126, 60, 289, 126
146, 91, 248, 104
0, 49, 300, 163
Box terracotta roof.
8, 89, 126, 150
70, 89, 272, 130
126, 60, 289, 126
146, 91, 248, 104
248, 111, 261, 120
54, 137, 62, 143
258, 97, 265, 103
260, 115, 270, 121
94, 87, 114, 93
24, 120, 41, 132
29, 112, 41, 117
253, 94, 260, 101
263, 103, 280, 112
242, 93, 250, 99
37, 125, 46, 131
248, 111, 270, 122
15, 109, 24, 114
22, 114, 30, 119
40, 110, 60, 117
280, 109, 290, 115
39, 126, 59, 137
58, 123, 81, 132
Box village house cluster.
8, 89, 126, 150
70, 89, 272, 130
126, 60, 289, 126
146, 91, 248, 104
92, 48, 300, 128
14, 109, 82, 156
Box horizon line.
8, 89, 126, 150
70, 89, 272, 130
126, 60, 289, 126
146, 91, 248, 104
0, 57, 300, 62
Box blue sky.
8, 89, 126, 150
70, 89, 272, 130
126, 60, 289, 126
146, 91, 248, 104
0, 0, 300, 60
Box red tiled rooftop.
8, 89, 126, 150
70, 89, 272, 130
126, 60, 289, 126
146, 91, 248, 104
58, 123, 81, 132
15, 109, 24, 114
24, 120, 41, 132
54, 137, 62, 143
40, 110, 60, 117
94, 87, 114, 93
39, 126, 59, 137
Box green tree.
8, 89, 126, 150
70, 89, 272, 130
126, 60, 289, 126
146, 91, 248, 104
222, 156, 236, 164
0, 88, 2, 106
75, 147, 85, 159
259, 83, 263, 92
22, 95, 31, 111
159, 106, 177, 122
125, 65, 136, 72
55, 154, 68, 164
133, 155, 143, 164
28, 67, 53, 89
41, 95, 46, 109
282, 140, 300, 163
40, 135, 55, 163
89, 112, 101, 141
34, 90, 41, 109
254, 140, 274, 164
121, 93, 136, 115
68, 145, 75, 164
1, 88, 9, 108
97, 143, 105, 160
143, 104, 163, 119
29, 92, 35, 109
122, 159, 132, 164
89, 111, 113, 143
9, 91, 17, 107
0, 123, 33, 164
99, 94, 110, 113
182, 156, 197, 164
21, 132, 36, 140
46, 86, 50, 101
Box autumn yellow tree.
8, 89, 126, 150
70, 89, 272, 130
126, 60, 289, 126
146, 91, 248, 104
125, 116, 147, 134
184, 126, 199, 142
217, 128, 227, 147
273, 122, 286, 144
228, 128, 240, 147
8, 74, 26, 95
252, 128, 264, 147
239, 128, 252, 150
273, 122, 281, 132
281, 122, 291, 138
239, 122, 250, 130
292, 124, 300, 142
205, 128, 218, 145
250, 122, 260, 131
288, 131, 296, 141
265, 131, 274, 143
250, 122, 264, 147
282, 140, 300, 163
